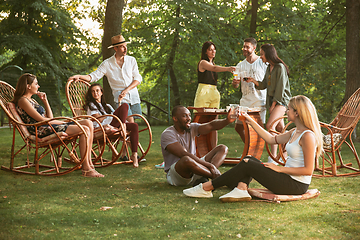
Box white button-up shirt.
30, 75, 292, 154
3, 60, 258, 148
89, 54, 143, 104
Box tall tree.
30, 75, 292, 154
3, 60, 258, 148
249, 0, 259, 35
346, 0, 360, 100
165, 6, 181, 106
123, 0, 241, 112
59, 0, 349, 123
101, 0, 125, 107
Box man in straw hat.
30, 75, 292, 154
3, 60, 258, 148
68, 34, 142, 122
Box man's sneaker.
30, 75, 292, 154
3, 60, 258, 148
183, 183, 213, 198
219, 188, 251, 203
155, 162, 165, 168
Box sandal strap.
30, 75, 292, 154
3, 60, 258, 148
82, 169, 96, 176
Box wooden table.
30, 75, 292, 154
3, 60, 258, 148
189, 107, 265, 164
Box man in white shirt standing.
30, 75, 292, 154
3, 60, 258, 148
68, 34, 142, 122
232, 38, 267, 141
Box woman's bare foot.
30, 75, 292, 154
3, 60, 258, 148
131, 153, 139, 168
82, 169, 105, 177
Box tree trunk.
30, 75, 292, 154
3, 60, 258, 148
166, 6, 181, 106
249, 0, 259, 35
346, 0, 360, 100
102, 0, 125, 107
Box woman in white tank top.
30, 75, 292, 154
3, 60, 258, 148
183, 95, 323, 202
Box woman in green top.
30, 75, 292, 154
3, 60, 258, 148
246, 44, 291, 163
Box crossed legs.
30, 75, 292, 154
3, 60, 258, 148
175, 144, 227, 180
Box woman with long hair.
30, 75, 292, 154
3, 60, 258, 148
84, 83, 140, 168
245, 43, 292, 163
193, 41, 235, 109
184, 95, 323, 202
13, 73, 104, 177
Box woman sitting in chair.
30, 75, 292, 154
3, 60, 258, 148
84, 83, 140, 168
184, 95, 323, 202
13, 73, 104, 177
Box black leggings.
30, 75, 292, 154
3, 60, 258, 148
212, 156, 309, 195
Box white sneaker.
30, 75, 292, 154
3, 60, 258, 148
183, 183, 213, 198
219, 188, 252, 203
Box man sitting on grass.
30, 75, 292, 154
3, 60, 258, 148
161, 105, 237, 186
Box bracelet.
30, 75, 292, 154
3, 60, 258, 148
275, 135, 279, 144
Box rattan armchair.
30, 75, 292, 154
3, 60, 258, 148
0, 80, 90, 176
66, 79, 152, 167
317, 88, 360, 176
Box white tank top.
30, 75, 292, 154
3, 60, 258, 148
285, 129, 314, 184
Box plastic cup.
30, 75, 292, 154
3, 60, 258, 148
239, 106, 249, 114
229, 104, 239, 119
240, 71, 250, 81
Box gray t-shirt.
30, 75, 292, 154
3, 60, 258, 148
161, 123, 200, 172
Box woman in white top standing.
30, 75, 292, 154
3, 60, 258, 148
183, 95, 323, 202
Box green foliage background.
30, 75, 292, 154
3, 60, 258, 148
121, 0, 347, 123
0, 0, 348, 123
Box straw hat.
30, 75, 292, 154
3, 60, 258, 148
108, 34, 129, 49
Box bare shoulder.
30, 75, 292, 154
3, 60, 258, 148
199, 59, 210, 67
17, 96, 29, 106
300, 131, 316, 144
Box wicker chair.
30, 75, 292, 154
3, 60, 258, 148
0, 80, 90, 176
317, 88, 360, 176
66, 79, 152, 167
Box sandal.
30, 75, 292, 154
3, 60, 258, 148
82, 169, 105, 178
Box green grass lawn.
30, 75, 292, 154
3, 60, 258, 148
0, 125, 359, 239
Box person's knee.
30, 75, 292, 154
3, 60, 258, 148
180, 156, 194, 164
275, 123, 283, 132
122, 103, 129, 111
177, 156, 196, 168
84, 119, 93, 130
242, 156, 260, 165
265, 121, 273, 131
217, 144, 228, 155
82, 125, 91, 135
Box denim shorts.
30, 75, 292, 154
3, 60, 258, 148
119, 102, 142, 116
